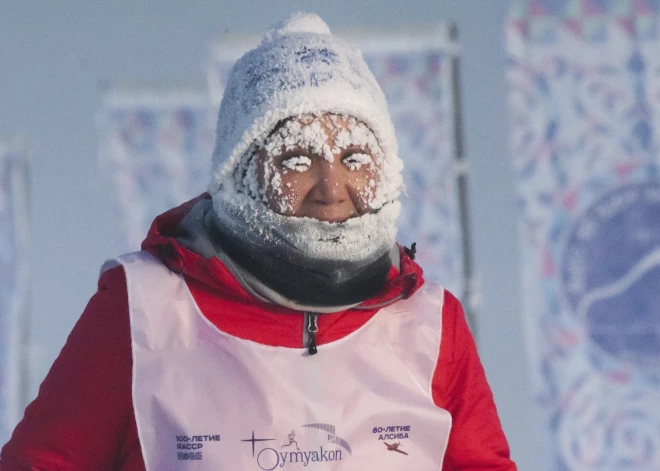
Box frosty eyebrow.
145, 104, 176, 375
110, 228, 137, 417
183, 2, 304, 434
342, 152, 373, 171
281, 156, 312, 172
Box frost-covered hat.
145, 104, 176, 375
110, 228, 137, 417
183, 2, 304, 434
208, 12, 402, 202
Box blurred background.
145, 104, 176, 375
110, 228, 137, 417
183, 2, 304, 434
3, 1, 660, 469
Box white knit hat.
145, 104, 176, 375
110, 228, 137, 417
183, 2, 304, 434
208, 12, 403, 203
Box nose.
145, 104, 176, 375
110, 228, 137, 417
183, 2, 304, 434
311, 160, 348, 205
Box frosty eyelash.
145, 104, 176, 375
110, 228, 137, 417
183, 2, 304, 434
342, 152, 372, 171
281, 155, 312, 172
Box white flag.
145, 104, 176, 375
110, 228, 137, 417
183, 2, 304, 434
0, 138, 30, 446
97, 89, 216, 251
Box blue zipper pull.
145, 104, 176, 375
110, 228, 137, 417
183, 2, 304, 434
307, 313, 318, 355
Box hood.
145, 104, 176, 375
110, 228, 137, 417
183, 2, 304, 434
141, 194, 425, 312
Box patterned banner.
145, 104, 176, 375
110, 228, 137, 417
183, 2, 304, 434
507, 1, 660, 469
98, 90, 216, 251
0, 139, 30, 446
208, 27, 463, 294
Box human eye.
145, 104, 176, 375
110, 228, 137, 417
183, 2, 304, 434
342, 152, 372, 171
280, 155, 312, 172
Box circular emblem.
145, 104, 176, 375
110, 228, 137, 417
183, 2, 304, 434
561, 183, 660, 367
558, 375, 660, 470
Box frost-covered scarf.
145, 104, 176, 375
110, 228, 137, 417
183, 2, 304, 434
210, 194, 399, 306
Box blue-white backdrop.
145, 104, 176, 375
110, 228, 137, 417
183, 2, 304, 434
508, 1, 660, 469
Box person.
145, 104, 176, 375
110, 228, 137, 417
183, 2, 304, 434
1, 12, 517, 470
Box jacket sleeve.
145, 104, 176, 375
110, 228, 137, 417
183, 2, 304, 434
0, 266, 139, 470
433, 291, 517, 471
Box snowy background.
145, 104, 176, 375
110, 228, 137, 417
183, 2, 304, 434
0, 1, 537, 468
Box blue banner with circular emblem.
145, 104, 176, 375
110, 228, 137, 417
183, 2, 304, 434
508, 1, 660, 469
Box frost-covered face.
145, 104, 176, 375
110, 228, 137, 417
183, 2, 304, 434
255, 113, 384, 223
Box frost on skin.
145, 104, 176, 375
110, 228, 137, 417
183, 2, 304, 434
261, 113, 383, 166
234, 112, 391, 217
217, 115, 400, 262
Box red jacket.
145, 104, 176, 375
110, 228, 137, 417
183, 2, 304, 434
1, 195, 516, 470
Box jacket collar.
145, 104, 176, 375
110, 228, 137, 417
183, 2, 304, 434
141, 194, 425, 313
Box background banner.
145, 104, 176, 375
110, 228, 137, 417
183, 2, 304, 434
507, 1, 660, 469
97, 89, 216, 251
208, 25, 465, 296
0, 138, 30, 446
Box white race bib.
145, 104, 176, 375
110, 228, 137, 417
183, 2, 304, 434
116, 251, 451, 470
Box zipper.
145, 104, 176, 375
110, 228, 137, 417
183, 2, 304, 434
303, 312, 319, 355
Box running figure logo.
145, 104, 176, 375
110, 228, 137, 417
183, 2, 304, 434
242, 424, 350, 468
281, 430, 300, 451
